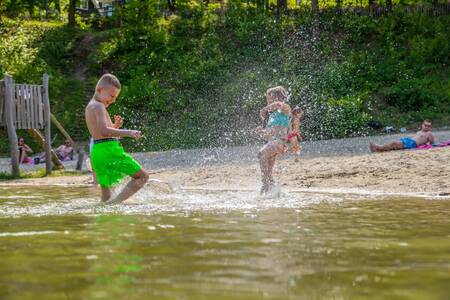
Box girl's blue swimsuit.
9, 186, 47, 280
267, 110, 289, 128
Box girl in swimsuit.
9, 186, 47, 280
256, 86, 291, 195
256, 87, 305, 195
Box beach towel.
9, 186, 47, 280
416, 140, 450, 149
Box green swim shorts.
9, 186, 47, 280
91, 140, 142, 188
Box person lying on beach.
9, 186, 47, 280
369, 120, 435, 152
55, 139, 74, 161
256, 86, 294, 195
18, 137, 33, 164
85, 73, 149, 203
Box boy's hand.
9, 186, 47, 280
129, 130, 142, 140
114, 115, 124, 128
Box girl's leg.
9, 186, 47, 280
267, 143, 287, 188
258, 142, 282, 194
267, 154, 276, 187
258, 145, 272, 194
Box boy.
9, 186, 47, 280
369, 120, 435, 152
85, 74, 149, 203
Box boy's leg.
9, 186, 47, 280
106, 169, 149, 204
101, 187, 112, 202
91, 171, 98, 185
370, 141, 404, 152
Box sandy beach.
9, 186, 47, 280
2, 133, 450, 196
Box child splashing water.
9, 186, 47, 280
256, 86, 304, 195
85, 74, 149, 204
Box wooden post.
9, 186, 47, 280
76, 151, 84, 171
4, 75, 20, 177
42, 74, 52, 175
51, 113, 74, 144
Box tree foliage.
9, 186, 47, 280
0, 1, 449, 154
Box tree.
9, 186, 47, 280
386, 0, 392, 11
68, 0, 76, 26
167, 0, 176, 12
277, 0, 287, 13
311, 0, 318, 14
54, 0, 60, 15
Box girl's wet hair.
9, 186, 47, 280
267, 86, 288, 102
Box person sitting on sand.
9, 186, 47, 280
85, 73, 149, 204
369, 120, 435, 152
256, 86, 304, 195
55, 139, 74, 161
18, 137, 33, 164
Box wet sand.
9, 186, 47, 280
2, 137, 450, 197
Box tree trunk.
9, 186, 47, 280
55, 0, 61, 14
256, 0, 265, 10
311, 0, 319, 14
68, 0, 76, 27
167, 0, 176, 12
277, 0, 288, 13
386, 0, 392, 11
43, 0, 50, 18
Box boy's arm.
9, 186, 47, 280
113, 115, 124, 129
429, 133, 436, 144
95, 106, 139, 139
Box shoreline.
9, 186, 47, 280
2, 146, 450, 199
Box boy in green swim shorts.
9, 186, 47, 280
85, 74, 149, 203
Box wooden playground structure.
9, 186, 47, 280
0, 74, 81, 176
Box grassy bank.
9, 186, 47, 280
1, 4, 449, 155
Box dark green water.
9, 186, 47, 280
0, 186, 449, 300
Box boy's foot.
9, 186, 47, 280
260, 182, 276, 195
260, 184, 269, 195
103, 197, 123, 205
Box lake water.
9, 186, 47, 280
0, 186, 449, 299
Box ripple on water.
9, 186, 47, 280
0, 230, 59, 237
2, 184, 440, 218
0, 185, 359, 218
